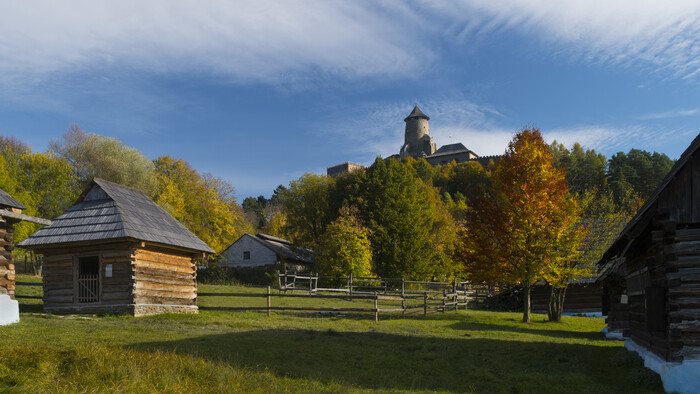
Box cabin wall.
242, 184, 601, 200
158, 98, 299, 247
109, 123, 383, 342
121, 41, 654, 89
0, 219, 15, 298
220, 235, 278, 268
603, 278, 630, 334
531, 283, 601, 313
657, 153, 700, 225
132, 246, 198, 316
41, 242, 136, 315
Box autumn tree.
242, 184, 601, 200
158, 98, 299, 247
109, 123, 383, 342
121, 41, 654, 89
315, 206, 373, 278
459, 129, 587, 322
153, 155, 252, 252
0, 143, 77, 243
50, 125, 159, 197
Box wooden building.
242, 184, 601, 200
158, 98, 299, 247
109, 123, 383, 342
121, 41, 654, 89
18, 179, 214, 316
218, 233, 314, 271
0, 188, 50, 325
531, 281, 601, 315
597, 133, 700, 393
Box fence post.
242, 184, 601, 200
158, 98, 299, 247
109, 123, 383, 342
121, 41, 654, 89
442, 289, 446, 313
309, 273, 313, 295
401, 277, 406, 319
453, 278, 458, 311
374, 291, 378, 323
267, 285, 271, 317
424, 291, 427, 316
349, 273, 353, 296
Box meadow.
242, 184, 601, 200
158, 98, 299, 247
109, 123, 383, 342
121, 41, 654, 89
1, 274, 663, 393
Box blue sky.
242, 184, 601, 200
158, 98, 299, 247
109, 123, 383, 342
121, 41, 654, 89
1, 1, 699, 199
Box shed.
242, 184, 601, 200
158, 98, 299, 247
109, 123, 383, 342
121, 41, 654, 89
597, 133, 700, 393
18, 178, 214, 316
218, 233, 314, 271
0, 188, 50, 325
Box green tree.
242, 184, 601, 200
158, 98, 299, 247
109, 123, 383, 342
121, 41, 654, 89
361, 158, 436, 280
279, 173, 334, 249
50, 125, 159, 197
315, 206, 373, 278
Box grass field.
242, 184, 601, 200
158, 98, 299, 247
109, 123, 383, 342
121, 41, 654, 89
3, 274, 663, 393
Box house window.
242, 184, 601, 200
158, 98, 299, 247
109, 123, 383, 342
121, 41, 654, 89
77, 256, 100, 303
243, 251, 250, 260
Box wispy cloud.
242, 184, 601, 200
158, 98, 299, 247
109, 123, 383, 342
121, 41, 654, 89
0, 1, 429, 87
638, 108, 700, 120
2, 1, 699, 89
433, 0, 700, 79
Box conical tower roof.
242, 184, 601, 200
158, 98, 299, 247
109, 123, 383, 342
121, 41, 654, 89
404, 105, 430, 122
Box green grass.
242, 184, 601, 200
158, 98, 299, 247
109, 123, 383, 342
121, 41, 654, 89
3, 275, 663, 393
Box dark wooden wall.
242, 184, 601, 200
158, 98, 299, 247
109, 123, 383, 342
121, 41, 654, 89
531, 284, 601, 313
0, 219, 16, 298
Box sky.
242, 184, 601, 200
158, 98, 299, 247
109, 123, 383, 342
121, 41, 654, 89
1, 1, 699, 199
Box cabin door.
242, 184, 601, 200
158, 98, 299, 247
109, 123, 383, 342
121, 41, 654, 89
77, 256, 100, 303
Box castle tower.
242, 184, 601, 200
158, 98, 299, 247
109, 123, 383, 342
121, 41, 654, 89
400, 105, 436, 158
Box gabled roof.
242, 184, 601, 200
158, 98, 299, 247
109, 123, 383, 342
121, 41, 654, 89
598, 132, 700, 266
404, 105, 430, 122
0, 188, 27, 210
18, 178, 214, 253
432, 143, 469, 155
226, 233, 314, 264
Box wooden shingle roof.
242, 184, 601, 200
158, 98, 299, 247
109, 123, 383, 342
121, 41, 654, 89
18, 178, 214, 253
0, 188, 27, 210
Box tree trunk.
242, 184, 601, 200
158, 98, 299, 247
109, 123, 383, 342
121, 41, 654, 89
547, 285, 567, 322
523, 284, 531, 323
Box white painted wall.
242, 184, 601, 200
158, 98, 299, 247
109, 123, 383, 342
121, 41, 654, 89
625, 338, 700, 394
219, 234, 278, 268
0, 294, 19, 325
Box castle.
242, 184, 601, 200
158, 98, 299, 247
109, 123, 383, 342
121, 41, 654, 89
327, 105, 496, 177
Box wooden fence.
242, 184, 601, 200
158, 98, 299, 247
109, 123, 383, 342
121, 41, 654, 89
198, 286, 471, 322
198, 273, 500, 321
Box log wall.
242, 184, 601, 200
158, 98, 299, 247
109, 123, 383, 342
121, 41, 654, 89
132, 246, 198, 316
0, 218, 16, 298
41, 241, 136, 314
531, 283, 601, 313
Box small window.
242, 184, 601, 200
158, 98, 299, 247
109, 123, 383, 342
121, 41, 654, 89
243, 251, 250, 260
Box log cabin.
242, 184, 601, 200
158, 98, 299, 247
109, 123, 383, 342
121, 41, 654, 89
0, 188, 50, 325
597, 133, 700, 393
18, 178, 214, 316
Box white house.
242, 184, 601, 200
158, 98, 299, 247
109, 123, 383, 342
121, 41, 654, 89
218, 233, 314, 271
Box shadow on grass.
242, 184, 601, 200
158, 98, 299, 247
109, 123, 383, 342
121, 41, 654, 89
132, 329, 662, 393
446, 320, 605, 341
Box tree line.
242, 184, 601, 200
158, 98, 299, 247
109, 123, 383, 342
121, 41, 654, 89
0, 126, 252, 253
244, 130, 674, 322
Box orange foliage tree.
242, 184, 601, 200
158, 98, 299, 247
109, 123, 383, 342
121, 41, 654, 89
457, 129, 588, 322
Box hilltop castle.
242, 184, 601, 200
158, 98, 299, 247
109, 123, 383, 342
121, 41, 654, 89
328, 105, 496, 177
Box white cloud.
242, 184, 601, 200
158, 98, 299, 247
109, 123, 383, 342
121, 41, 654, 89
3, 1, 699, 87
431, 0, 700, 79
0, 1, 429, 85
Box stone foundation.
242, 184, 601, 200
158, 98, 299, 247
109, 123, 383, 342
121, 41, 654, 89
625, 338, 700, 394
44, 303, 198, 316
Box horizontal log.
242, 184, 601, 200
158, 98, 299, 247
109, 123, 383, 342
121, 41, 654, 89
132, 288, 196, 299
46, 288, 73, 297
133, 296, 194, 305
133, 281, 194, 292
101, 291, 132, 301
133, 261, 194, 274
45, 295, 73, 304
